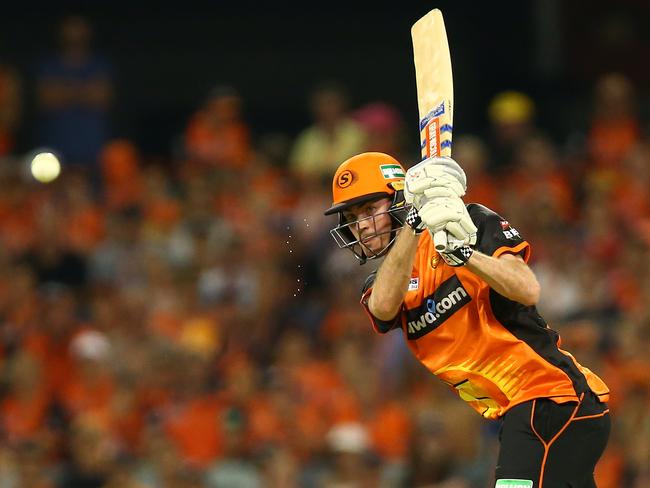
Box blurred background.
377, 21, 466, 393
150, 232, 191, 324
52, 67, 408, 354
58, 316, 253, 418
0, 1, 649, 487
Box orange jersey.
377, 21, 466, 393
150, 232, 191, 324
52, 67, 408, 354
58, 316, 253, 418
361, 204, 609, 419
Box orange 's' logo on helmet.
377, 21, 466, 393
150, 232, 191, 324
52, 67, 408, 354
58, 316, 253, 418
336, 170, 356, 188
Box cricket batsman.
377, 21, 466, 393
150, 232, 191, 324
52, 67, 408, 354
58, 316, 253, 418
324, 152, 610, 487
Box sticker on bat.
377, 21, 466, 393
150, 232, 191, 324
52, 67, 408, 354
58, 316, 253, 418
419, 102, 446, 131
419, 103, 454, 157
421, 117, 441, 157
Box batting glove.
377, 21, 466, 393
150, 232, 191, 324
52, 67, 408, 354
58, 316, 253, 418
404, 156, 467, 209
418, 197, 477, 246
440, 245, 474, 267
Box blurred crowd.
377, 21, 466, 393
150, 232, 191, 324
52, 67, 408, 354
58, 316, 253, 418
0, 14, 649, 488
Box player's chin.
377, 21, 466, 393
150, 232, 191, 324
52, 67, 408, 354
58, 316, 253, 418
361, 236, 383, 254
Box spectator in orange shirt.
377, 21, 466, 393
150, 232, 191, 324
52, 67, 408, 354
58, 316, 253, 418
452, 135, 499, 211
162, 350, 225, 467
184, 85, 251, 169
60, 330, 115, 417
612, 140, 650, 233
506, 132, 575, 225
587, 73, 639, 173
0, 262, 38, 334
140, 165, 181, 237
0, 352, 52, 443
23, 284, 80, 394
100, 139, 143, 210
60, 170, 105, 254
0, 168, 39, 256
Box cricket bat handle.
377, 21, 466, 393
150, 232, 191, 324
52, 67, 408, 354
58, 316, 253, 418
433, 230, 447, 251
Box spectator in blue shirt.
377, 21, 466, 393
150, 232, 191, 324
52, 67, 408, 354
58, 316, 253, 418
35, 15, 113, 173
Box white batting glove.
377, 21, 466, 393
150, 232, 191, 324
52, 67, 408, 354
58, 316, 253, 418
404, 156, 467, 209
418, 197, 478, 247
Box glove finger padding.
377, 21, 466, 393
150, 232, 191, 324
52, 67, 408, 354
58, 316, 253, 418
405, 175, 439, 196
445, 220, 477, 245
422, 185, 459, 201
410, 185, 458, 211
418, 197, 477, 245
418, 199, 465, 232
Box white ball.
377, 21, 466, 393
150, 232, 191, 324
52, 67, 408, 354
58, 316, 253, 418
30, 152, 61, 183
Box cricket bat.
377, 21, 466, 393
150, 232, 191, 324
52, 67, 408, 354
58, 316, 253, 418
411, 9, 454, 251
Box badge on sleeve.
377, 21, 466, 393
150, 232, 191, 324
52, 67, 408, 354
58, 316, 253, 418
500, 220, 520, 239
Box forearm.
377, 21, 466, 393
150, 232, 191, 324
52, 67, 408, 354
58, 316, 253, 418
466, 252, 540, 306
368, 226, 420, 320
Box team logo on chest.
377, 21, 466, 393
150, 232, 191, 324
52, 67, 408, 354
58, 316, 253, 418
405, 275, 472, 339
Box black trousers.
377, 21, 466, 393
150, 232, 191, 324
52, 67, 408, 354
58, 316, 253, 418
494, 392, 610, 488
